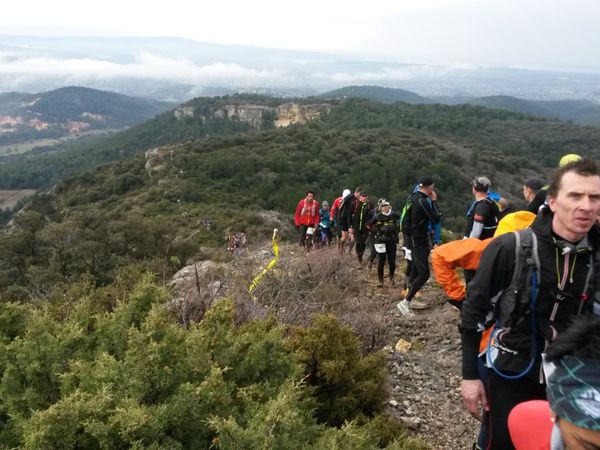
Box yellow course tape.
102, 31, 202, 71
248, 228, 279, 299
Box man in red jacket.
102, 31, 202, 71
294, 191, 320, 249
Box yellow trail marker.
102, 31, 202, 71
248, 228, 279, 299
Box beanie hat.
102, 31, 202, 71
524, 177, 545, 192
418, 176, 434, 187
342, 188, 351, 198
559, 153, 582, 167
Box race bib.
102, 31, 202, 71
306, 227, 315, 235
374, 243, 387, 253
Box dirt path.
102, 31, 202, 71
0, 190, 36, 210
352, 256, 480, 449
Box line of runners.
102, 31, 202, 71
294, 153, 600, 449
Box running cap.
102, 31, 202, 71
380, 201, 391, 208
418, 176, 434, 187
342, 188, 351, 197
472, 176, 491, 191
559, 153, 582, 167
524, 177, 546, 192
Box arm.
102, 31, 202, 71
459, 235, 515, 418
294, 200, 304, 227
433, 221, 442, 245
330, 200, 338, 221
460, 235, 515, 376
468, 221, 484, 239
468, 202, 491, 239
418, 197, 441, 224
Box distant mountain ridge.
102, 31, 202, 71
320, 86, 431, 104
0, 86, 173, 146
321, 85, 600, 125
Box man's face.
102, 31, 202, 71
547, 172, 600, 241
359, 194, 368, 203
523, 185, 534, 202
306, 193, 314, 202
557, 417, 600, 450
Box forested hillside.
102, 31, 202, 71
0, 86, 173, 147
322, 85, 600, 125
3, 97, 600, 301
2, 94, 600, 448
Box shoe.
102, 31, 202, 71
368, 260, 373, 270
415, 291, 422, 299
401, 288, 409, 297
377, 282, 384, 288
410, 299, 431, 310
396, 300, 414, 317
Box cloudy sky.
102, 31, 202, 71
2, 0, 599, 70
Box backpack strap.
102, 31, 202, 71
495, 229, 539, 327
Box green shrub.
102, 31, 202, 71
287, 314, 388, 426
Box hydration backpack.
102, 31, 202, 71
399, 192, 418, 234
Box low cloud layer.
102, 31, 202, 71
0, 51, 290, 88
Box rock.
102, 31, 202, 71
394, 338, 412, 353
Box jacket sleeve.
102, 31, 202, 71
294, 200, 304, 227
459, 233, 516, 379
346, 198, 355, 227
330, 200, 338, 221
418, 197, 441, 224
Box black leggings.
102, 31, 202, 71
406, 246, 430, 301
377, 242, 397, 282
355, 230, 368, 261
481, 369, 546, 450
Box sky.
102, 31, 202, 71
2, 0, 599, 70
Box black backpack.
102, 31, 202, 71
399, 192, 418, 234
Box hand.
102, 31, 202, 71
461, 379, 488, 421
430, 190, 437, 201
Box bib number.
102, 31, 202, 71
375, 243, 387, 253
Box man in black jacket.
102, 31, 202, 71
460, 158, 600, 450
397, 176, 441, 317
352, 192, 374, 265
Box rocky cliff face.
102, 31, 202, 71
214, 104, 271, 129
274, 103, 331, 127
175, 102, 330, 129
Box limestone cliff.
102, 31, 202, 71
274, 103, 331, 127
214, 104, 271, 129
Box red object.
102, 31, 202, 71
294, 198, 320, 227
330, 196, 343, 221
508, 400, 553, 450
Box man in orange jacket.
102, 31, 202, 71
294, 191, 320, 248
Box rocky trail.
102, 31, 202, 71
171, 241, 480, 449
330, 250, 480, 450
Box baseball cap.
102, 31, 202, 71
418, 176, 434, 187
524, 177, 545, 192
